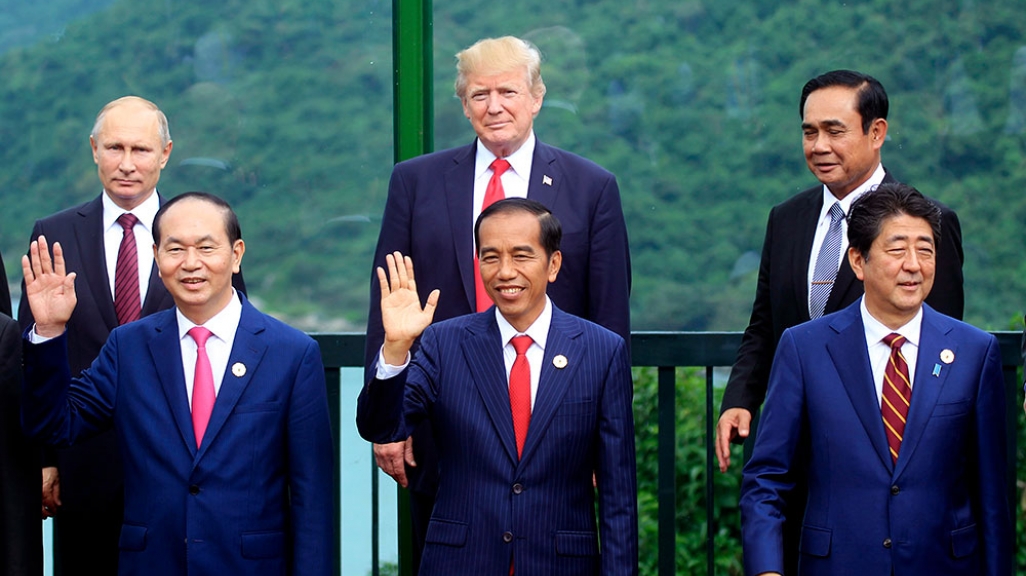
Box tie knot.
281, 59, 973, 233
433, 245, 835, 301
490, 158, 511, 177
828, 202, 844, 223
511, 335, 532, 355
118, 213, 139, 230
189, 326, 213, 348
883, 333, 905, 350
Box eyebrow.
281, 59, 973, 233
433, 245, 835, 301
802, 118, 846, 130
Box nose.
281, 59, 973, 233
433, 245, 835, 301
902, 249, 921, 272
496, 255, 516, 279
119, 150, 136, 173
809, 133, 829, 154
183, 247, 202, 269
486, 93, 503, 114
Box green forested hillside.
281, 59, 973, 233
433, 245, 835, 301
1, 0, 1024, 332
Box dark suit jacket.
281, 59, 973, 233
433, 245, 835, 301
740, 302, 1011, 575
721, 172, 964, 416
0, 313, 41, 575
21, 294, 333, 576
357, 306, 638, 576
364, 139, 631, 493
16, 192, 247, 532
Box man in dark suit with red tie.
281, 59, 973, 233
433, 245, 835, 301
365, 36, 631, 571
18, 96, 245, 575
359, 199, 637, 575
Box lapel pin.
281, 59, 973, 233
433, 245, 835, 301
232, 362, 247, 377
552, 355, 568, 369
940, 349, 954, 364
932, 364, 942, 377
542, 175, 553, 186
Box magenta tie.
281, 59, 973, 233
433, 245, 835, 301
509, 335, 533, 458
114, 213, 141, 325
474, 159, 511, 312
189, 327, 215, 448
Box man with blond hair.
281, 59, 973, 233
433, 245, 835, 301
18, 96, 245, 574
365, 36, 631, 571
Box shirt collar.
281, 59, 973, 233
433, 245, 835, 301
474, 131, 536, 181
102, 189, 160, 235
860, 296, 922, 348
176, 289, 243, 343
495, 295, 551, 351
819, 163, 886, 221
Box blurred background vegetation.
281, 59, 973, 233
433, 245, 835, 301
2, 0, 1024, 573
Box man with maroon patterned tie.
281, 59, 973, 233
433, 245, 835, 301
740, 183, 1011, 575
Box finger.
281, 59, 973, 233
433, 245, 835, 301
715, 415, 734, 473
21, 254, 33, 284
376, 266, 389, 297
52, 241, 67, 276
404, 436, 417, 468
392, 251, 409, 288
28, 240, 43, 280
403, 255, 416, 292
385, 253, 401, 293
424, 289, 441, 322
736, 410, 752, 439
37, 236, 53, 275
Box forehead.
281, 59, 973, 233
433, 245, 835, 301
464, 67, 531, 91
95, 104, 161, 142
803, 85, 861, 123
874, 213, 934, 244
159, 199, 228, 242
479, 211, 542, 248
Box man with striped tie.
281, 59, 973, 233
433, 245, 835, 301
739, 183, 1011, 575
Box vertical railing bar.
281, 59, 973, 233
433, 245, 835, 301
706, 365, 715, 576
658, 365, 676, 576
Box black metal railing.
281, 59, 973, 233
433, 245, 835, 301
314, 331, 1023, 576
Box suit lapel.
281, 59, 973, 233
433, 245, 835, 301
445, 143, 479, 311
517, 309, 583, 470
77, 196, 120, 331
791, 188, 822, 323
893, 307, 953, 478
148, 311, 196, 455
195, 297, 267, 461
525, 142, 561, 209
825, 306, 893, 470
462, 313, 520, 464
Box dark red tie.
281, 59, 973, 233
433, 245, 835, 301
114, 213, 141, 325
509, 335, 532, 458
881, 333, 912, 463
474, 159, 511, 312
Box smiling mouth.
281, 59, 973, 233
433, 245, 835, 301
497, 286, 524, 295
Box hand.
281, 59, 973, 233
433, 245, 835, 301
715, 407, 752, 472
22, 236, 77, 338
373, 437, 417, 488
378, 252, 439, 365
41, 466, 61, 519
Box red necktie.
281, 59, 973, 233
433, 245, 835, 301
509, 335, 532, 458
189, 327, 215, 448
880, 333, 912, 463
114, 213, 141, 325
474, 159, 511, 312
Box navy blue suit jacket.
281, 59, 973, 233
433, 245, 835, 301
21, 295, 333, 576
740, 302, 1011, 575
357, 307, 638, 575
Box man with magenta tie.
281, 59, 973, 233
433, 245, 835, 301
19, 192, 333, 575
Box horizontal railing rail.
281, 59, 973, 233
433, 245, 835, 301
314, 330, 1023, 576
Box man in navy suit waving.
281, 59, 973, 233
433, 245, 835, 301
359, 199, 637, 575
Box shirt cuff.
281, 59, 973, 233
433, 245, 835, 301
375, 346, 410, 380
28, 324, 62, 344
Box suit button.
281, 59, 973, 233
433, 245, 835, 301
512, 483, 524, 495
502, 531, 514, 543
883, 538, 892, 548
890, 485, 900, 495
189, 485, 200, 495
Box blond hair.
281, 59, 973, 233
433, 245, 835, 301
454, 37, 546, 101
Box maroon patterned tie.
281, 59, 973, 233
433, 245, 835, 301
474, 159, 511, 312
114, 213, 141, 325
881, 333, 912, 463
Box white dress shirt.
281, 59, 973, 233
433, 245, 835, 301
177, 290, 243, 406
860, 297, 922, 406
807, 163, 886, 315
102, 191, 160, 305
471, 132, 535, 232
